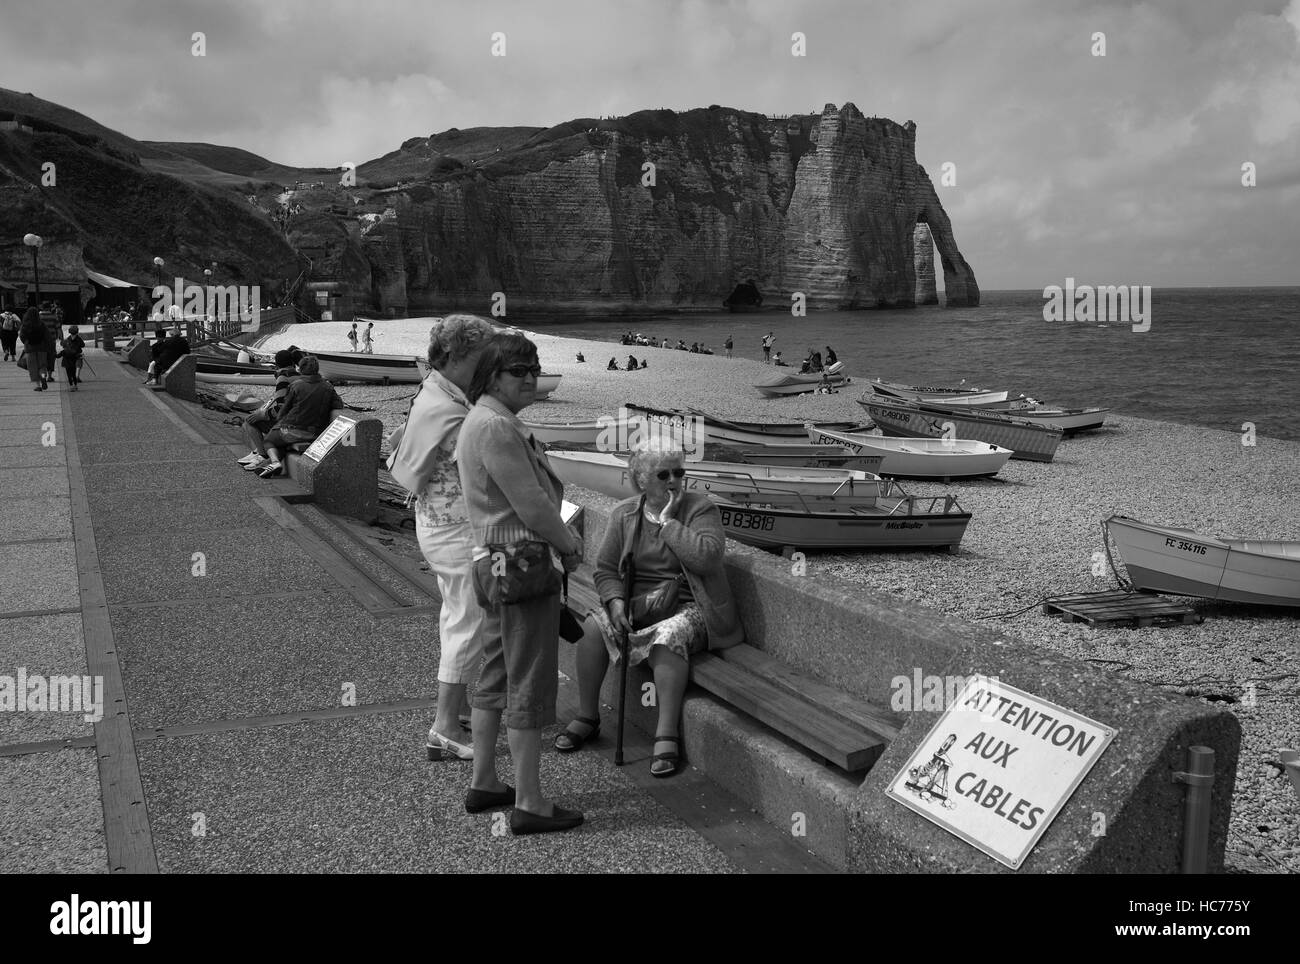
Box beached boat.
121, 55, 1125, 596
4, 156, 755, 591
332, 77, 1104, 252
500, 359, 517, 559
681, 406, 871, 439
195, 356, 277, 386
710, 493, 971, 552
545, 450, 890, 500
311, 350, 428, 384
866, 379, 1011, 405
521, 418, 605, 445
1104, 516, 1300, 607
755, 368, 850, 397
806, 425, 1013, 480
859, 396, 1064, 463
715, 444, 884, 474
623, 403, 868, 448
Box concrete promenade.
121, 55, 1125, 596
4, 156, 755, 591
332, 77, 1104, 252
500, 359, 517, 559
0, 349, 828, 874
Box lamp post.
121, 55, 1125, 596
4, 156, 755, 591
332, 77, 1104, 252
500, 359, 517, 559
153, 257, 165, 334
22, 233, 42, 310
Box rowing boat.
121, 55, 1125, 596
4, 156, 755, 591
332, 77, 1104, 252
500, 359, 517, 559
806, 425, 1013, 479
545, 450, 890, 500
195, 356, 277, 386
623, 403, 870, 448
1104, 515, 1300, 607
681, 406, 871, 438
755, 369, 850, 397
859, 396, 1064, 463
866, 379, 1012, 405
711, 493, 971, 552
311, 350, 428, 384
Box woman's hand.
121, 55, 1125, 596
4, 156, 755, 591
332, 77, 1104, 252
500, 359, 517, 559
658, 488, 682, 524
607, 598, 634, 635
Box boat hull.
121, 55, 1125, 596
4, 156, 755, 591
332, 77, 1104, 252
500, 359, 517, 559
312, 350, 427, 384
866, 380, 1011, 405
195, 358, 277, 386
756, 371, 850, 397
806, 426, 1013, 479
1105, 515, 1300, 606
860, 398, 1063, 463
625, 403, 867, 448
712, 500, 970, 552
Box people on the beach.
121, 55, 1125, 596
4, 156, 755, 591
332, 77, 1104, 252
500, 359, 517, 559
607, 357, 619, 371
660, 338, 669, 349
800, 347, 823, 374
362, 322, 375, 353
0, 308, 19, 361
627, 354, 638, 370
689, 343, 699, 353
347, 323, 359, 352
456, 330, 585, 835
825, 345, 838, 366
773, 351, 786, 366
576, 351, 585, 363
391, 314, 497, 761
640, 359, 648, 370
676, 340, 687, 351
19, 308, 50, 391
59, 325, 85, 391
256, 354, 343, 478
761, 331, 774, 363
725, 335, 733, 358
237, 349, 302, 471
555, 438, 743, 777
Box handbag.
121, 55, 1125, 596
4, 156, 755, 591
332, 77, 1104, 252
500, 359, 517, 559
16, 349, 28, 370
472, 540, 559, 607
629, 573, 685, 630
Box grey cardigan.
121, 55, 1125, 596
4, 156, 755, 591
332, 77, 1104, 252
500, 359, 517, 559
593, 492, 744, 651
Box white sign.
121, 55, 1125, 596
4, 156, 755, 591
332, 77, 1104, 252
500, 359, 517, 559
303, 415, 356, 462
885, 677, 1115, 869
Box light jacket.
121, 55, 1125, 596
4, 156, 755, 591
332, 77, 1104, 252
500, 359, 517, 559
388, 369, 469, 495
593, 492, 744, 651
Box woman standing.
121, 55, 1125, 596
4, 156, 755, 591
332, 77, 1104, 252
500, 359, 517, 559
362, 322, 375, 354
555, 439, 744, 775
390, 315, 496, 760
456, 331, 585, 835
19, 308, 49, 391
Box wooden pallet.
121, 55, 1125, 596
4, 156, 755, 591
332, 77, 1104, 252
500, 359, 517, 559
1043, 590, 1200, 628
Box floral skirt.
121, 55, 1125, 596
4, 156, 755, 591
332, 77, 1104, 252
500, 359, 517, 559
589, 603, 707, 667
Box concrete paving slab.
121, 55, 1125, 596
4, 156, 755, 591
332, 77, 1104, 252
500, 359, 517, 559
138, 710, 736, 873
64, 423, 181, 445
0, 748, 108, 873
0, 613, 95, 746
0, 541, 78, 616
0, 430, 61, 448
0, 414, 62, 431
77, 441, 233, 465
0, 446, 66, 469
83, 460, 272, 495
87, 488, 277, 538
111, 593, 438, 728
0, 467, 68, 494
0, 496, 73, 540
96, 526, 338, 604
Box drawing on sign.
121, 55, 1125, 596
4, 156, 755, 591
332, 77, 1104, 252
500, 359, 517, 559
885, 676, 1115, 869
903, 733, 956, 808
304, 417, 356, 462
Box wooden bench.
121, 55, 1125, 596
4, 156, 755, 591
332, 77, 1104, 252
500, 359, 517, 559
567, 567, 902, 773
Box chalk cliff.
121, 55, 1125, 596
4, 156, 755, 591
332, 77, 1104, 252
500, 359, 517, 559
342, 103, 978, 312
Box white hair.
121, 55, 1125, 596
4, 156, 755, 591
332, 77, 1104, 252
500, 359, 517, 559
626, 438, 685, 492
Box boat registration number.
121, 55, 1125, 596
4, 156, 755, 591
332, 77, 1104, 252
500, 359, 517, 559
719, 508, 775, 531
1165, 537, 1207, 555
876, 409, 913, 423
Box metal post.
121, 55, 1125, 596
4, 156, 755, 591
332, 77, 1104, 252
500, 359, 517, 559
1172, 746, 1215, 873
30, 246, 40, 308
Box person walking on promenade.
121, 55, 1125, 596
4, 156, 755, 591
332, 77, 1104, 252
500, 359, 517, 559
555, 438, 743, 777
42, 304, 62, 380
347, 323, 359, 352
362, 322, 375, 354
60, 325, 85, 391
725, 335, 733, 358
0, 308, 19, 361
761, 331, 774, 364
19, 308, 50, 391
389, 314, 496, 760
456, 331, 585, 835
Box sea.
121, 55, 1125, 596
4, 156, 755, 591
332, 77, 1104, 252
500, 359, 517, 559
523, 287, 1300, 442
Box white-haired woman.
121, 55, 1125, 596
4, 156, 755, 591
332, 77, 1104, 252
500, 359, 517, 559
390, 313, 497, 760
555, 440, 744, 776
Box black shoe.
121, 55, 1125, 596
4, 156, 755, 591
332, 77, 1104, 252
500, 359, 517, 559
509, 805, 584, 836
465, 785, 515, 814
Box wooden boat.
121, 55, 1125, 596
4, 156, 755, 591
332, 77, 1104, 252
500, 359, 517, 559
545, 450, 890, 500
624, 403, 868, 448
866, 379, 1011, 405
755, 369, 850, 397
859, 396, 1064, 463
195, 356, 277, 386
711, 493, 971, 553
521, 417, 605, 445
312, 349, 428, 384
996, 406, 1107, 435
681, 406, 870, 439
806, 425, 1013, 480
1104, 515, 1300, 607
713, 444, 884, 474
533, 373, 561, 399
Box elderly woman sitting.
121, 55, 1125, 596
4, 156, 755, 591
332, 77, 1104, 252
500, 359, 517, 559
555, 439, 744, 776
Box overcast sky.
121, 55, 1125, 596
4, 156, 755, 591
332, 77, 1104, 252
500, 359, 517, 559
3, 0, 1298, 288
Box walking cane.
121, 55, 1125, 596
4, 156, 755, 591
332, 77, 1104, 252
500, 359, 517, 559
78, 355, 95, 377
614, 502, 644, 766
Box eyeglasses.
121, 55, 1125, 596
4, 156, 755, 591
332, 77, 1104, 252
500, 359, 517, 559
501, 364, 542, 378
655, 468, 686, 481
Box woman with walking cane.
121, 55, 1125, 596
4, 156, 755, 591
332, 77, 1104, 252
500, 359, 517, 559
554, 438, 743, 776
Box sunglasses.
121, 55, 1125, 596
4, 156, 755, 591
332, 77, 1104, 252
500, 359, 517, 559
655, 468, 686, 481
501, 363, 542, 378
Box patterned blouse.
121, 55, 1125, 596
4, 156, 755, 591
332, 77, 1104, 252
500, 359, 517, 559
412, 370, 470, 528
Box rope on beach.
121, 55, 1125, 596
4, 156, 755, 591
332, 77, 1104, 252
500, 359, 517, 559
973, 596, 1053, 620
1100, 519, 1134, 591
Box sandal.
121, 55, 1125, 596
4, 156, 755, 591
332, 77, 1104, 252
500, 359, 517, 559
554, 716, 600, 753
650, 735, 681, 778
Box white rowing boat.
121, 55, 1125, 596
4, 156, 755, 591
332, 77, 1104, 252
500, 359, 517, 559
755, 369, 850, 397
711, 494, 971, 553
545, 450, 890, 500
866, 379, 1012, 405
312, 350, 429, 384
1104, 515, 1300, 607
624, 402, 869, 448
860, 396, 1064, 463
806, 425, 1013, 480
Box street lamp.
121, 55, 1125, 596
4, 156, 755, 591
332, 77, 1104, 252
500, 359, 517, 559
23, 234, 42, 309
203, 268, 213, 337
153, 257, 165, 333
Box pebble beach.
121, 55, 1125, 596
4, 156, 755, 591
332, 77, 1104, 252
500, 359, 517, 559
253, 319, 1300, 873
